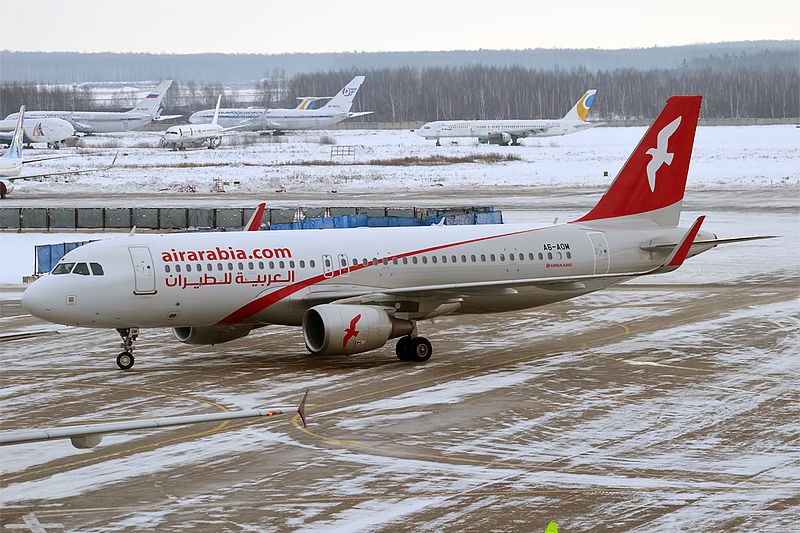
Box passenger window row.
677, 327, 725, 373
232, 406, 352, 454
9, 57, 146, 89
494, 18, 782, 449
165, 259, 308, 274
161, 250, 573, 274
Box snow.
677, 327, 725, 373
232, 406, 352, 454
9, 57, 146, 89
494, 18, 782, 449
9, 125, 799, 196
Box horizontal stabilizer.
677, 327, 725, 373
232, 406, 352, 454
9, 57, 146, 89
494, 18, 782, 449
153, 114, 183, 121
641, 234, 777, 251
348, 111, 375, 118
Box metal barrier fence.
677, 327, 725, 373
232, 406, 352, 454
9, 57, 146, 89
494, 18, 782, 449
35, 240, 95, 275
2, 206, 500, 232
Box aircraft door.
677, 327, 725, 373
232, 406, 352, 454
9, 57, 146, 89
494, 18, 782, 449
129, 246, 157, 294
322, 254, 334, 278
586, 232, 610, 275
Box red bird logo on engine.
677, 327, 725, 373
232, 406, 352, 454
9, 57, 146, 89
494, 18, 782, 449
342, 313, 362, 348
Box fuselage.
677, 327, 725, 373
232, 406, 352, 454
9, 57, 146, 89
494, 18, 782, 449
0, 156, 23, 178
418, 119, 591, 142
21, 221, 715, 330
190, 107, 350, 131
5, 111, 155, 134
162, 123, 224, 148
0, 117, 74, 145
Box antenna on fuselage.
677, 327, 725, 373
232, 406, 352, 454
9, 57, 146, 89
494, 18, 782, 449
128, 226, 137, 236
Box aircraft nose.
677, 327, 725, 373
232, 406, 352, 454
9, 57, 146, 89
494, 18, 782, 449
21, 280, 53, 319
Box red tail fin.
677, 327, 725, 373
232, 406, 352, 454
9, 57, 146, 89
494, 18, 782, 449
576, 96, 702, 225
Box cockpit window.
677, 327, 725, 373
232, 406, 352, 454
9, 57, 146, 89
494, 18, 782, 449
73, 263, 90, 275
52, 262, 75, 275
90, 263, 104, 276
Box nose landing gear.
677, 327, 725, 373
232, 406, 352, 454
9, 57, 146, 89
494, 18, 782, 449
116, 328, 139, 370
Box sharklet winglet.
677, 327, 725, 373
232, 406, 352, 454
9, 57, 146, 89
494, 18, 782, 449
297, 389, 309, 428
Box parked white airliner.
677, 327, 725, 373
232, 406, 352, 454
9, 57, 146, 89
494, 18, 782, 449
1, 107, 116, 198
189, 76, 373, 133
161, 96, 244, 150
417, 89, 598, 146
22, 96, 772, 369
5, 81, 178, 134
0, 117, 74, 148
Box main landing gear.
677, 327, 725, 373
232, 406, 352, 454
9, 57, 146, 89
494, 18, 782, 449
116, 327, 139, 370
395, 335, 433, 363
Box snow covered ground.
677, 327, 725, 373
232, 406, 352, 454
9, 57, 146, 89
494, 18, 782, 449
10, 125, 799, 196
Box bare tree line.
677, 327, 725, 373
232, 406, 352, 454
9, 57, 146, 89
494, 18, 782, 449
1, 63, 797, 120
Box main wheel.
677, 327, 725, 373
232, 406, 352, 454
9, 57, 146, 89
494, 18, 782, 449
395, 336, 412, 361
116, 351, 135, 370
408, 337, 433, 362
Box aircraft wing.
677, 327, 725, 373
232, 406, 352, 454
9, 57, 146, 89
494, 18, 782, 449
348, 111, 375, 118
303, 218, 714, 309
9, 152, 118, 182
520, 127, 549, 136
221, 124, 251, 133
71, 121, 93, 132
0, 390, 308, 448
20, 154, 72, 164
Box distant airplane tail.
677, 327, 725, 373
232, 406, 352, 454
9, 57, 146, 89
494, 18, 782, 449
4, 106, 24, 161
296, 97, 329, 110
575, 95, 702, 226
211, 95, 222, 126
321, 76, 366, 113
562, 89, 597, 122
131, 80, 173, 116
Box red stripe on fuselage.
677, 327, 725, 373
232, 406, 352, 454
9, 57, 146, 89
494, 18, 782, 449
218, 226, 542, 325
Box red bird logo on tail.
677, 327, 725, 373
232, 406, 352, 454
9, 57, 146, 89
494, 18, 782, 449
342, 313, 361, 348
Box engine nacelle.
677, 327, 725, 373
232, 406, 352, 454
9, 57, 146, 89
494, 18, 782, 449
488, 132, 513, 145
303, 304, 413, 355
173, 325, 253, 345
0, 180, 14, 198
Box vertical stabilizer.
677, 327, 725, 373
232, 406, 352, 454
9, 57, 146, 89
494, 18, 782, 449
562, 89, 597, 122
211, 95, 222, 126
4, 106, 25, 161
321, 76, 366, 113
132, 80, 173, 116
575, 96, 702, 226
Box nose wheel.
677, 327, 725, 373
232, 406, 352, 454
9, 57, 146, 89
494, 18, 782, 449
117, 351, 135, 370
116, 328, 139, 370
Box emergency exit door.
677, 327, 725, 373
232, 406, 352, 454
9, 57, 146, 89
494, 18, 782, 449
586, 232, 610, 275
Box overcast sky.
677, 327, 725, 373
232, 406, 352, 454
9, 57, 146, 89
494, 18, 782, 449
2, 1, 797, 54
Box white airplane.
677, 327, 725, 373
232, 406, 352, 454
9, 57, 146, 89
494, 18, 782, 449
189, 76, 373, 133
0, 390, 308, 448
5, 81, 179, 134
161, 96, 245, 150
0, 117, 74, 149
1, 106, 116, 198
21, 96, 773, 369
417, 89, 598, 146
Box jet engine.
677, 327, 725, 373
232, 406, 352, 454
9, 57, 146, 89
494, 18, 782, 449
173, 325, 253, 345
302, 304, 413, 356
0, 180, 14, 199
488, 132, 513, 146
